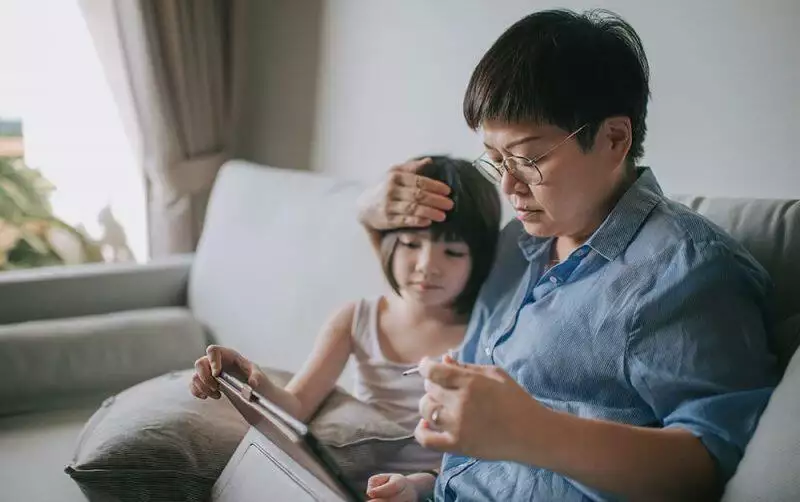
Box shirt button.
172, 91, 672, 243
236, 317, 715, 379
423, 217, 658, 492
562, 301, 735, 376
575, 248, 588, 257
549, 276, 559, 284
484, 346, 492, 356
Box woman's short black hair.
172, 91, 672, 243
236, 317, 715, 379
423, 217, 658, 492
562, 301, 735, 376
380, 156, 501, 315
464, 9, 650, 162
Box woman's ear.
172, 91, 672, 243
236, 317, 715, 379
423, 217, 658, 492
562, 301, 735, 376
600, 116, 632, 165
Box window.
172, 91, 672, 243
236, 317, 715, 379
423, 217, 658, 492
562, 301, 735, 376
0, 0, 146, 271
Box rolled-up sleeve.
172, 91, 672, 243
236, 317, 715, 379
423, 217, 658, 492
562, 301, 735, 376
627, 240, 778, 482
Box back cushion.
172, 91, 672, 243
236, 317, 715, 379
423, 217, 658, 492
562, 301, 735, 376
672, 196, 800, 360
189, 162, 385, 388
671, 196, 800, 323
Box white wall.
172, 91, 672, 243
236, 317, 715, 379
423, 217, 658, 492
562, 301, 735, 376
235, 0, 322, 171
240, 0, 800, 199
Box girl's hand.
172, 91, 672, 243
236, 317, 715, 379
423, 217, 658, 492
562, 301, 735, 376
415, 355, 551, 462
356, 158, 453, 231
190, 345, 267, 400
365, 473, 418, 502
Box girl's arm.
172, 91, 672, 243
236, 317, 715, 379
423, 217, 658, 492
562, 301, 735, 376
195, 303, 357, 423
276, 302, 357, 422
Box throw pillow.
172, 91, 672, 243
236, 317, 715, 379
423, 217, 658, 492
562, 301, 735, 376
66, 367, 415, 501
66, 369, 250, 501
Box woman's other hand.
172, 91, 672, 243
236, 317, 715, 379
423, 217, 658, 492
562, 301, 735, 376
356, 157, 454, 231
415, 354, 551, 462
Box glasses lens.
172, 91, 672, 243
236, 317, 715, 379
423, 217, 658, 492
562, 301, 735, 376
506, 157, 542, 185
473, 157, 502, 184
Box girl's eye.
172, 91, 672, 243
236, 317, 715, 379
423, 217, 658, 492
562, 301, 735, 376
445, 249, 468, 258
399, 239, 421, 249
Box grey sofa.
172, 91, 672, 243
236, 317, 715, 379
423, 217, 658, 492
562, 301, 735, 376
0, 160, 797, 502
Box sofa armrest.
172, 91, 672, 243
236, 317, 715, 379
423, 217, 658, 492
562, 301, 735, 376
0, 307, 208, 416
0, 255, 193, 325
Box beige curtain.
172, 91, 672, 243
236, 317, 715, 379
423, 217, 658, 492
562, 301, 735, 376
79, 0, 247, 256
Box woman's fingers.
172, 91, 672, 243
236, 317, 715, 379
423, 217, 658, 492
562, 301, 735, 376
419, 358, 473, 389
388, 177, 453, 203
414, 418, 457, 451
423, 378, 459, 410
382, 169, 457, 226
357, 157, 453, 232
389, 171, 452, 201
385, 200, 446, 225
418, 393, 452, 431
441, 353, 459, 365
388, 185, 453, 212
385, 168, 453, 225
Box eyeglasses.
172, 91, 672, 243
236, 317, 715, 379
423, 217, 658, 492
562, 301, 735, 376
473, 124, 588, 186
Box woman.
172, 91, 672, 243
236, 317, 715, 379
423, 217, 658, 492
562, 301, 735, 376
359, 9, 777, 502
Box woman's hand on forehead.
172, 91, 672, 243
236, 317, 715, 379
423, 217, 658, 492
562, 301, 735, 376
357, 157, 454, 231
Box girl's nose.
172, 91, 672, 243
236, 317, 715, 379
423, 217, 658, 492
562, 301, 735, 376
415, 243, 441, 276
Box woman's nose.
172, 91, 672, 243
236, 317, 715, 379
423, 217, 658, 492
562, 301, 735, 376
500, 170, 529, 196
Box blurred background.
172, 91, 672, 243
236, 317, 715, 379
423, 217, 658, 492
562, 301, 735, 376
1, 0, 798, 269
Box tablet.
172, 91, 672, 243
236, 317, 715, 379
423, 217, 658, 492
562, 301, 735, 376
214, 372, 364, 502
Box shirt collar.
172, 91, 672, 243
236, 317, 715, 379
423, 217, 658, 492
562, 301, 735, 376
517, 167, 663, 262
517, 228, 551, 261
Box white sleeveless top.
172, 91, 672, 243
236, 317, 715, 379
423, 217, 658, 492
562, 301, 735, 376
350, 297, 443, 472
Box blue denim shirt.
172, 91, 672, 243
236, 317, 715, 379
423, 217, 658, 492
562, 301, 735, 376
435, 168, 778, 502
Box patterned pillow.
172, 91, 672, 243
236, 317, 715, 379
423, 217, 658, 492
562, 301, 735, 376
65, 368, 415, 501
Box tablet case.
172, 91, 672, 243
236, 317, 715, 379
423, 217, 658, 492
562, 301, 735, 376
211, 372, 363, 502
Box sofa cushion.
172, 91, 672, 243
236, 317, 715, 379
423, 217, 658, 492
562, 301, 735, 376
671, 196, 800, 325
0, 307, 207, 416
722, 345, 800, 502
66, 368, 415, 501
189, 162, 386, 389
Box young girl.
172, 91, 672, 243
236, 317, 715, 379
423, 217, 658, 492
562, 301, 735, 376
190, 156, 500, 497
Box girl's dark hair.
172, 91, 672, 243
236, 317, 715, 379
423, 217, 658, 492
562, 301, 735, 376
464, 9, 650, 162
380, 156, 501, 315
